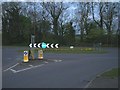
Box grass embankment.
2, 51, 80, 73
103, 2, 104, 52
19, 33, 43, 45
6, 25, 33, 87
18, 47, 107, 54
101, 68, 120, 78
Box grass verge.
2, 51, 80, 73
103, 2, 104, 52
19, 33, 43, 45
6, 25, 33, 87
18, 47, 107, 54
101, 68, 120, 78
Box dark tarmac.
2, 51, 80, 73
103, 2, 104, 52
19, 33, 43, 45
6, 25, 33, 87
2, 47, 118, 88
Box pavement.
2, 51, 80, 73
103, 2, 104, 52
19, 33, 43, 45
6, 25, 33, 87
2, 46, 118, 88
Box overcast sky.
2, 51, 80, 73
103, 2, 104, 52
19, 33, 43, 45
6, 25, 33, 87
0, 0, 120, 2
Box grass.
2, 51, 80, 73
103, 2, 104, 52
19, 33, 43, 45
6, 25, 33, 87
18, 47, 107, 54
43, 47, 106, 54
101, 68, 120, 78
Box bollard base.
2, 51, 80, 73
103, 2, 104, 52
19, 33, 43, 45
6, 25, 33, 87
23, 61, 29, 63
38, 57, 43, 60
38, 58, 43, 60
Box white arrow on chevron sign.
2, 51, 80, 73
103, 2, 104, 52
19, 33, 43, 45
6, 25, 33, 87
34, 43, 37, 48
37, 43, 41, 48
46, 43, 50, 48
29, 43, 32, 48
55, 44, 59, 48
51, 44, 54, 48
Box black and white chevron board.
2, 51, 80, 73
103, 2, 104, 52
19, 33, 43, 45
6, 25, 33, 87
29, 42, 59, 48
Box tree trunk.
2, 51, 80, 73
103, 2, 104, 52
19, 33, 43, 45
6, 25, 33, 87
53, 18, 58, 36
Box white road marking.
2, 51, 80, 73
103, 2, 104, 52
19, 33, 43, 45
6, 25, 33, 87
54, 60, 58, 62
58, 60, 62, 62
3, 63, 19, 72
47, 59, 63, 62
29, 65, 33, 67
54, 60, 62, 62
44, 61, 48, 64
10, 69, 17, 73
4, 59, 63, 73
12, 64, 45, 73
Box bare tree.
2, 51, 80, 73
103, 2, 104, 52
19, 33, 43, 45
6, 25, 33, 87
118, 3, 120, 35
41, 2, 67, 36
78, 2, 91, 41
103, 3, 117, 45
117, 8, 120, 47
91, 2, 104, 29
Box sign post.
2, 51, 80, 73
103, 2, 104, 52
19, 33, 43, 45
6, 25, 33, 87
31, 35, 35, 44
30, 34, 35, 60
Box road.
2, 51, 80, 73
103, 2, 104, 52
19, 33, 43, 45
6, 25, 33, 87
2, 47, 118, 88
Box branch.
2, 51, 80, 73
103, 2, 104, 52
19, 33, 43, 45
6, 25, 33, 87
92, 3, 101, 27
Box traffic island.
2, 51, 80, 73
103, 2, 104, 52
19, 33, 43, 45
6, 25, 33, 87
4, 58, 62, 74
4, 49, 62, 73
11, 59, 47, 71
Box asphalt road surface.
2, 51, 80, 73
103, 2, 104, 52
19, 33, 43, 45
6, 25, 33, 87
2, 46, 118, 88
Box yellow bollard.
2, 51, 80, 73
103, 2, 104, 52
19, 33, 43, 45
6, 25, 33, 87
23, 51, 29, 62
38, 50, 43, 60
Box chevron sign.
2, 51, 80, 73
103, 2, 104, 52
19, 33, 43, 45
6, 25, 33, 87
29, 42, 59, 49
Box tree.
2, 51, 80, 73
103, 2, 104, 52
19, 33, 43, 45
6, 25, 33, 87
91, 2, 118, 46
64, 22, 75, 45
2, 2, 32, 45
91, 2, 104, 29
103, 3, 118, 45
86, 22, 105, 43
41, 2, 67, 37
37, 19, 51, 42
77, 2, 91, 41
19, 2, 51, 43
117, 3, 120, 47
2, 2, 22, 44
